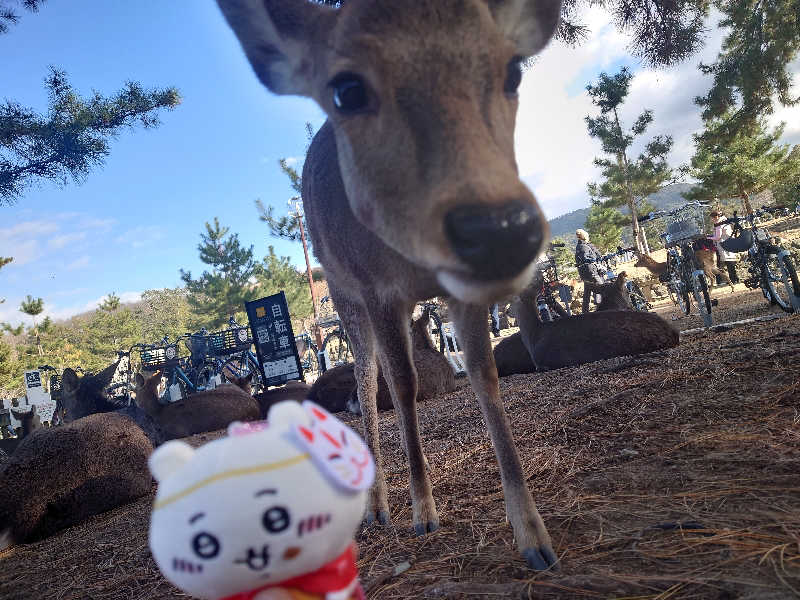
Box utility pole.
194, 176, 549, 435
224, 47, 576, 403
288, 199, 323, 350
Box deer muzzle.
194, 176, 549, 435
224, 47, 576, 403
444, 201, 544, 280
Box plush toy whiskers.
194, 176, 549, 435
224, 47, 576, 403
148, 401, 375, 600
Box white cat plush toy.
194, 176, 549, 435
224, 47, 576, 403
148, 400, 375, 600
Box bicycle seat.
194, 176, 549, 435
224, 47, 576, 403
721, 230, 753, 253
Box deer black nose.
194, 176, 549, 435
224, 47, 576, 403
444, 202, 544, 279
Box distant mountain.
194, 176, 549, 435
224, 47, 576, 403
548, 183, 697, 243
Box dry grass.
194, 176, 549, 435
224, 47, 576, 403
1, 307, 799, 599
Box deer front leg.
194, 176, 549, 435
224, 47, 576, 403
368, 299, 439, 536
449, 300, 558, 571
330, 292, 390, 526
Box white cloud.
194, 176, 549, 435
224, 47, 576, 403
0, 290, 144, 326
0, 220, 60, 266
49, 232, 87, 249
65, 255, 90, 270
515, 9, 798, 220
115, 225, 165, 248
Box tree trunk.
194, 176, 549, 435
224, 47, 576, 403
618, 153, 645, 254
738, 183, 754, 215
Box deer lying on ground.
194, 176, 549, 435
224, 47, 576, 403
495, 273, 650, 376
0, 412, 153, 549
217, 0, 562, 569
512, 284, 679, 372
308, 314, 457, 414
635, 249, 734, 293
61, 365, 166, 446
134, 372, 259, 440
10, 405, 42, 439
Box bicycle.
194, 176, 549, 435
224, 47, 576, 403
720, 208, 800, 313
137, 337, 216, 402
210, 318, 265, 393
316, 296, 353, 369
418, 300, 447, 353
294, 330, 321, 379
599, 247, 652, 312
639, 202, 715, 327
533, 241, 572, 322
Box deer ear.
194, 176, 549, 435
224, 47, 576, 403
488, 0, 562, 56
216, 0, 334, 96
61, 368, 80, 393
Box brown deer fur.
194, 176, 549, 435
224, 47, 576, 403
228, 376, 311, 419
10, 405, 41, 439
308, 316, 456, 415
134, 374, 259, 440
0, 412, 153, 549
495, 273, 638, 376
635, 250, 734, 293
512, 287, 679, 372
217, 0, 563, 570
61, 367, 166, 447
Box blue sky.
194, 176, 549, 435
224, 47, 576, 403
1, 1, 328, 323
1, 3, 798, 326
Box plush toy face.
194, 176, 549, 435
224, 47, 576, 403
148, 401, 373, 600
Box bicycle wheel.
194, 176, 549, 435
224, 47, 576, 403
692, 273, 713, 327
425, 310, 446, 353
322, 330, 353, 367
246, 353, 265, 394
763, 253, 800, 312
671, 281, 691, 315
300, 344, 320, 380
626, 281, 651, 312
220, 355, 252, 383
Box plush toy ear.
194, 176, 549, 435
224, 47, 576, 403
487, 0, 563, 57
268, 400, 311, 428
149, 441, 195, 482
216, 0, 336, 96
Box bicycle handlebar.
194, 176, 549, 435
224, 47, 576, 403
38, 365, 56, 372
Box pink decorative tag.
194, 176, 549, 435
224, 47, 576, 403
227, 420, 270, 436
291, 401, 375, 493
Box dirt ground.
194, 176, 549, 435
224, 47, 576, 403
2, 222, 799, 599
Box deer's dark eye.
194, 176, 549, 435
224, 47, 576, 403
330, 73, 369, 113
504, 57, 523, 96
192, 532, 220, 559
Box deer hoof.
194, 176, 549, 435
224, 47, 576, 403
523, 545, 559, 571
414, 519, 440, 536
364, 510, 391, 527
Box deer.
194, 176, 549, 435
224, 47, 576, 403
635, 248, 734, 294
0, 411, 153, 550
511, 283, 679, 372
216, 0, 563, 570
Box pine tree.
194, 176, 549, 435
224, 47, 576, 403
180, 218, 264, 329
585, 68, 674, 254
0, 255, 10, 303
1, 67, 180, 202
686, 115, 800, 214
99, 292, 121, 312
258, 247, 315, 328
19, 294, 44, 356
695, 0, 800, 137
584, 200, 627, 252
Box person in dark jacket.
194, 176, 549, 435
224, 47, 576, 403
575, 228, 606, 313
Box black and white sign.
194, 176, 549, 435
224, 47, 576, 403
25, 370, 42, 389
245, 292, 303, 387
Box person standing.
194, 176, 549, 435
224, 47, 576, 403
708, 211, 739, 284
574, 229, 606, 313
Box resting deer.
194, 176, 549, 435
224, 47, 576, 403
635, 249, 734, 293
217, 0, 562, 569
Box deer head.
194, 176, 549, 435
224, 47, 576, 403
217, 0, 562, 303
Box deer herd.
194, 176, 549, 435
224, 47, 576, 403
1, 0, 694, 578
